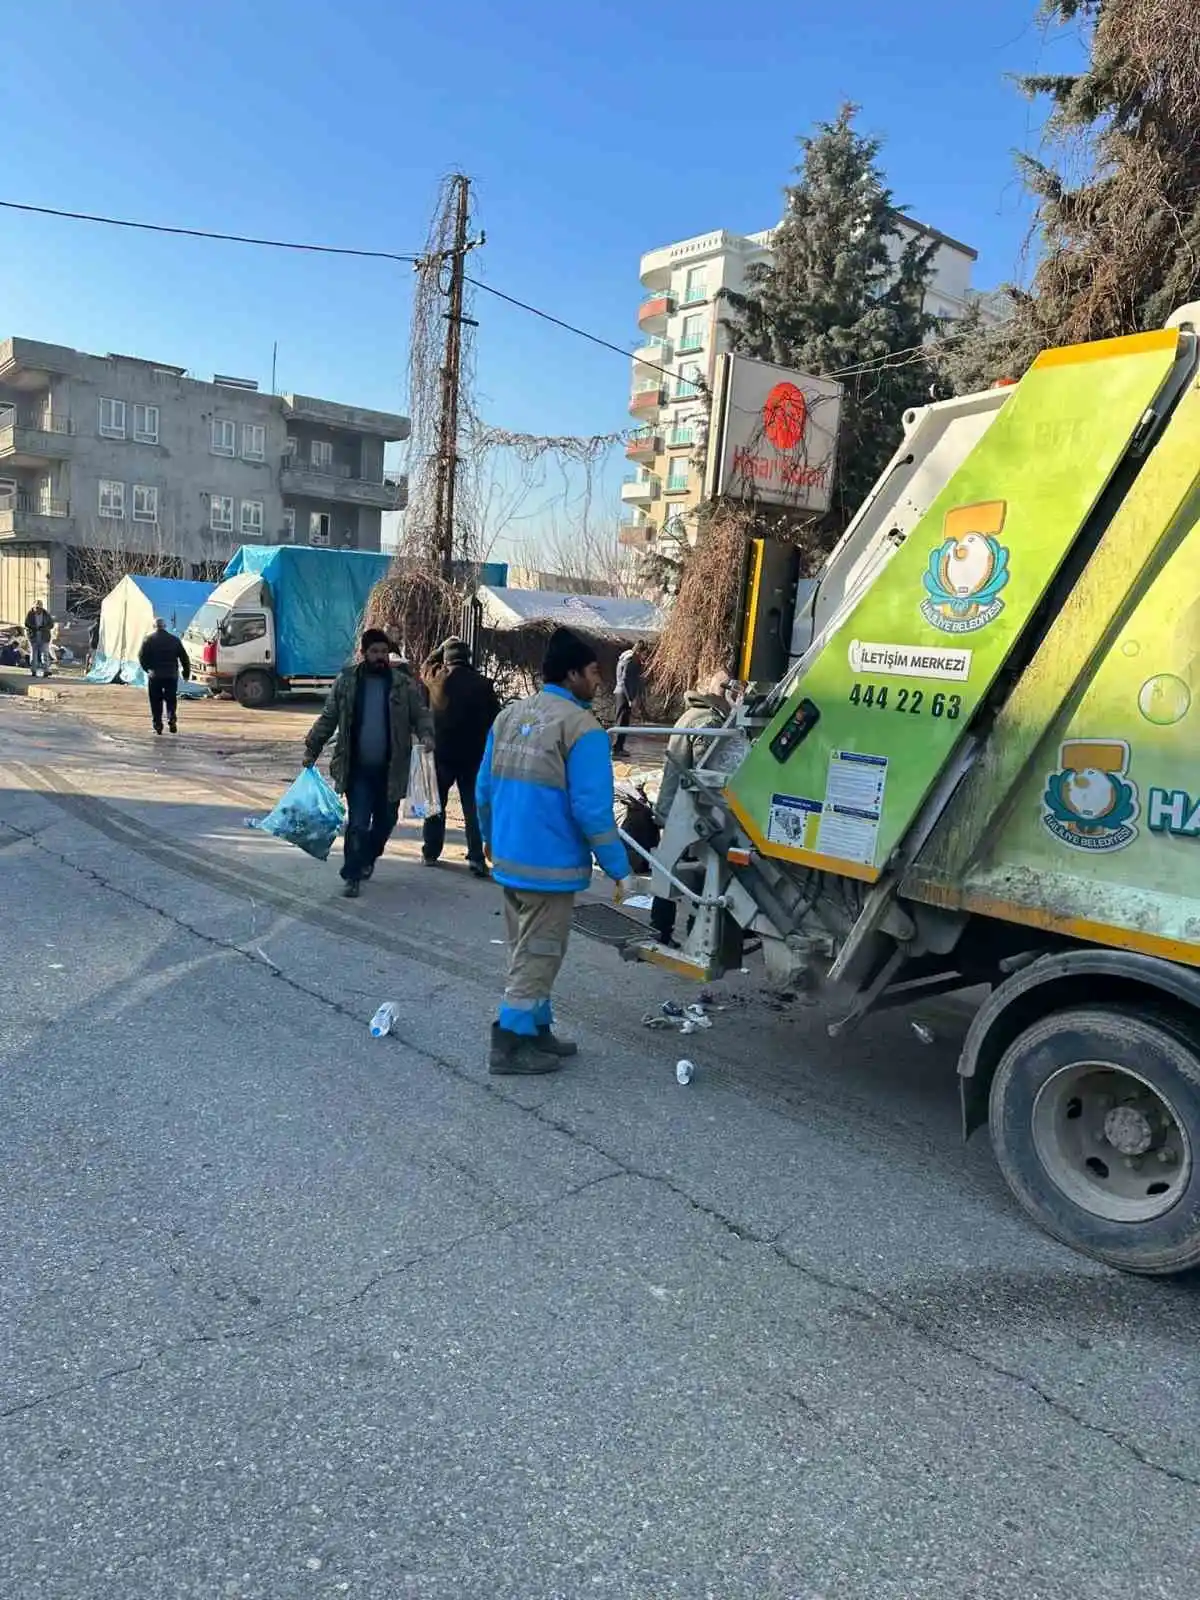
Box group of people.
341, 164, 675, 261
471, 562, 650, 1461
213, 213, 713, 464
115, 608, 730, 1081
302, 623, 734, 1078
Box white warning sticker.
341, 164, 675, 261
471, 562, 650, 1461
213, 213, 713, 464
816, 750, 888, 867
849, 639, 971, 682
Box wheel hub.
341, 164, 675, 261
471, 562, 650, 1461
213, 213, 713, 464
1032, 1060, 1192, 1223
1103, 1104, 1155, 1157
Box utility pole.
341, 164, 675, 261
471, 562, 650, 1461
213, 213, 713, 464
432, 174, 480, 582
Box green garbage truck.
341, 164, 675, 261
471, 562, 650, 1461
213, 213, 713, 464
610, 309, 1200, 1275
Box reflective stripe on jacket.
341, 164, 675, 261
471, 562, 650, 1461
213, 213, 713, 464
476, 684, 627, 893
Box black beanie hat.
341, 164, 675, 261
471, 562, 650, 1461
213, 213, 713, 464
443, 638, 470, 667
542, 627, 598, 685
360, 627, 391, 653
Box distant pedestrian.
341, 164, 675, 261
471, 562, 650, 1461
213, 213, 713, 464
24, 601, 54, 678
420, 637, 500, 877
303, 628, 434, 899
611, 640, 649, 757
477, 626, 635, 1074
138, 618, 191, 735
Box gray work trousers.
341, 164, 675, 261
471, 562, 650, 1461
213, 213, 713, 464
500, 887, 574, 1036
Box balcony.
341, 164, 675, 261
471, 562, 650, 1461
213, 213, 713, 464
633, 335, 671, 372
667, 424, 696, 448
0, 490, 72, 539
281, 394, 410, 441
664, 469, 691, 496
677, 334, 704, 353
0, 409, 75, 467
618, 520, 656, 550
625, 427, 661, 460
637, 290, 676, 331
621, 473, 660, 505
279, 460, 402, 510
629, 386, 666, 418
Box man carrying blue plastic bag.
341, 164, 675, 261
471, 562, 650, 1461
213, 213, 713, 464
303, 628, 434, 898
477, 626, 635, 1074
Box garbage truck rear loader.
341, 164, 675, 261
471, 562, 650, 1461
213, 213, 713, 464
611, 311, 1200, 1275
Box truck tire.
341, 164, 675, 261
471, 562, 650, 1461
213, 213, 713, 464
989, 1005, 1200, 1275
234, 669, 275, 709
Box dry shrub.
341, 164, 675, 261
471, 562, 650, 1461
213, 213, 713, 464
363, 569, 464, 668
651, 509, 750, 700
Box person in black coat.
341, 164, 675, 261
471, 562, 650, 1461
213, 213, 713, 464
137, 618, 191, 735
420, 638, 501, 877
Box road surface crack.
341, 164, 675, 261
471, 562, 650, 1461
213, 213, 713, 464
6, 807, 1198, 1492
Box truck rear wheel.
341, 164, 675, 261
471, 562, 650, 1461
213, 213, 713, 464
234, 669, 275, 709
989, 1006, 1200, 1275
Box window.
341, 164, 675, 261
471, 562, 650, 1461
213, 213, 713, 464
669, 423, 696, 447
675, 364, 701, 400
240, 499, 264, 537
684, 267, 708, 304
242, 423, 265, 461
211, 418, 236, 456
309, 510, 331, 546
310, 439, 333, 471
218, 613, 267, 648
133, 403, 159, 444
281, 507, 296, 540
132, 484, 159, 523
99, 398, 126, 439
210, 494, 234, 532
98, 479, 125, 518
666, 461, 690, 493
678, 314, 704, 353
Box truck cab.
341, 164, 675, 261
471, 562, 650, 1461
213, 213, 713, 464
185, 572, 277, 707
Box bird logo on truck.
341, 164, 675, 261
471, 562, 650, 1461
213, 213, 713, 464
921, 501, 1010, 635
1042, 738, 1139, 852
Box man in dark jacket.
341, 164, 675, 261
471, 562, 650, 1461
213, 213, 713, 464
420, 637, 500, 877
24, 602, 54, 678
611, 641, 648, 757
304, 628, 434, 898
138, 618, 191, 735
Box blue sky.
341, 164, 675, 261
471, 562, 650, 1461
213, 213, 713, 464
2, 0, 1082, 545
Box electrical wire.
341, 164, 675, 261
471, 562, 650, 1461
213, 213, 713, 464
0, 194, 1001, 389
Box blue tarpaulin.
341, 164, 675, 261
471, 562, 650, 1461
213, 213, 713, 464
221, 545, 392, 679
86, 575, 215, 689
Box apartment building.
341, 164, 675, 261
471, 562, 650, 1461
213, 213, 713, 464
0, 336, 409, 621
620, 219, 982, 554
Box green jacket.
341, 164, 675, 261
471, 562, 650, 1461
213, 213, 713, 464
305, 664, 433, 803
657, 692, 729, 820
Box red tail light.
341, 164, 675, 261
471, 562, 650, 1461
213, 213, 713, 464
202, 640, 217, 667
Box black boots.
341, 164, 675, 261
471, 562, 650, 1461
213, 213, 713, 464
488, 1024, 564, 1075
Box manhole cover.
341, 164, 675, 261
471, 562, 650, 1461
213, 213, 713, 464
573, 901, 651, 946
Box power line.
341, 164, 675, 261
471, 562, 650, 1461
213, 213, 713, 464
0, 198, 420, 264
0, 194, 992, 390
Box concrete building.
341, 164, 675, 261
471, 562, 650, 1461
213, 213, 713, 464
0, 336, 408, 621
620, 218, 982, 555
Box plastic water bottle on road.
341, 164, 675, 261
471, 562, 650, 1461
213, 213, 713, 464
676, 1059, 696, 1085
370, 1003, 400, 1038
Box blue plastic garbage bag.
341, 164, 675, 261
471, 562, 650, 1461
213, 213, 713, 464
247, 767, 345, 861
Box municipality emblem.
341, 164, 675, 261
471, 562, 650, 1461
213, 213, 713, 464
921, 500, 1009, 635
1042, 738, 1139, 852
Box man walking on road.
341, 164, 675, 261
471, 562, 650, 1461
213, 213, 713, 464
138, 618, 191, 735
304, 628, 434, 899
420, 637, 500, 877
611, 640, 648, 757
24, 601, 54, 678
477, 627, 634, 1075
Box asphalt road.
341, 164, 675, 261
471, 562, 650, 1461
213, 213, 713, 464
2, 691, 1199, 1600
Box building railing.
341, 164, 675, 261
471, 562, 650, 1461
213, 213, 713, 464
668, 425, 696, 447
677, 335, 704, 353
0, 490, 70, 517
0, 409, 74, 435
640, 289, 677, 306
282, 455, 381, 485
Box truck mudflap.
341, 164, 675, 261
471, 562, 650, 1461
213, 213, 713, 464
957, 947, 1200, 1139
